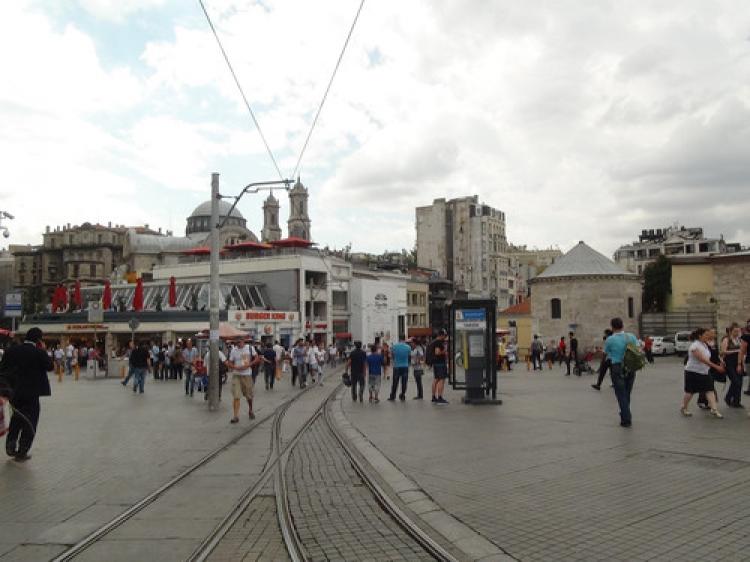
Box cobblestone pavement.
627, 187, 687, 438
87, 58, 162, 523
0, 373, 302, 561
286, 417, 433, 562
343, 357, 750, 561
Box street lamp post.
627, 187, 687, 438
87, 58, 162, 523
207, 175, 292, 412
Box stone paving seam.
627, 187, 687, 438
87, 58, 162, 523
332, 390, 516, 562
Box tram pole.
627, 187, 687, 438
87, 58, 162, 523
208, 172, 221, 411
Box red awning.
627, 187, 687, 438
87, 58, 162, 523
182, 247, 227, 256
224, 241, 273, 251
334, 332, 352, 339
0, 329, 13, 338
268, 237, 315, 248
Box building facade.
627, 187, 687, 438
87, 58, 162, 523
406, 280, 431, 339
530, 241, 642, 351
416, 195, 516, 308
711, 252, 750, 330
350, 269, 408, 346
614, 225, 738, 274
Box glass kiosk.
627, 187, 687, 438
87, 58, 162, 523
449, 299, 501, 404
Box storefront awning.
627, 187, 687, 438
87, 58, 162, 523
407, 327, 432, 337
334, 332, 352, 339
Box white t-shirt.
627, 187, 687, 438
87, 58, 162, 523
229, 344, 255, 376
307, 347, 319, 367
66, 344, 74, 358
54, 348, 64, 361
273, 344, 284, 361
685, 340, 711, 375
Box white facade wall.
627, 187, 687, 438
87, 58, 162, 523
350, 274, 407, 346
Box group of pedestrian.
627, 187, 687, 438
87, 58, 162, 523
346, 331, 449, 405
50, 342, 101, 381
528, 333, 580, 375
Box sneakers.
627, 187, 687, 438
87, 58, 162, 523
249, 412, 256, 420
591, 384, 601, 391
387, 397, 395, 401
709, 409, 723, 419
13, 452, 31, 462
413, 396, 423, 400
436, 397, 449, 405
431, 397, 437, 403
680, 408, 692, 417
399, 395, 406, 401
230, 417, 239, 424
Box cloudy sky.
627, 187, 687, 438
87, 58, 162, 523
2, 0, 749, 257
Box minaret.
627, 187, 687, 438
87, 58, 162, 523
287, 177, 311, 241
261, 192, 282, 242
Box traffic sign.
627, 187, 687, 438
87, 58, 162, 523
4, 291, 22, 318
88, 302, 104, 323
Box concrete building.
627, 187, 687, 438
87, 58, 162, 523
668, 257, 715, 311
350, 269, 408, 346
710, 252, 750, 330
498, 299, 534, 357
614, 225, 738, 274
406, 280, 431, 339
530, 241, 642, 351
416, 195, 516, 307
506, 245, 563, 301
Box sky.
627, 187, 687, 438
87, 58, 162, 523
2, 0, 749, 257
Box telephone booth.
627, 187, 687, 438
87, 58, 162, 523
449, 299, 501, 404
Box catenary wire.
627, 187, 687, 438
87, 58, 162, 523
198, 0, 284, 181
290, 0, 366, 180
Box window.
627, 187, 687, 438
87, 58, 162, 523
90, 264, 96, 277
628, 297, 634, 318
551, 298, 561, 319
97, 234, 102, 244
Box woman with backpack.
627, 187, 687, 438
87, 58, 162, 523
681, 328, 725, 418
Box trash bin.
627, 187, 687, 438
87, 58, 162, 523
86, 359, 99, 379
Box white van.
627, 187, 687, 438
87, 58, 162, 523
675, 331, 691, 355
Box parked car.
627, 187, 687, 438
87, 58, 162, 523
652, 336, 675, 355
675, 331, 691, 355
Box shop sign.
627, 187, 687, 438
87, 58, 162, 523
233, 311, 296, 322
66, 324, 108, 331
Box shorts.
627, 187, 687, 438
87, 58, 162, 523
433, 363, 448, 380
684, 370, 714, 394
232, 375, 254, 400
368, 374, 381, 391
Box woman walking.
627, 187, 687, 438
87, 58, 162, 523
721, 323, 744, 408
681, 328, 725, 418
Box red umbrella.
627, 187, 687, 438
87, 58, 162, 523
51, 287, 60, 311
61, 285, 69, 310
168, 276, 176, 308
102, 280, 112, 310
73, 280, 82, 310
133, 278, 144, 311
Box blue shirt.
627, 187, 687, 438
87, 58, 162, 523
366, 353, 383, 376
391, 342, 411, 369
604, 332, 638, 364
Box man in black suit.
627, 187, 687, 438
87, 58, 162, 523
1, 327, 53, 462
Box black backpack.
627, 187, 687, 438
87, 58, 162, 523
425, 339, 438, 367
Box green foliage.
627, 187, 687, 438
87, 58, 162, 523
642, 256, 671, 312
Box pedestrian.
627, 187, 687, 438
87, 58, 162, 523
591, 329, 613, 391
531, 335, 544, 371
173, 345, 184, 380
71, 347, 79, 381
182, 339, 199, 397
366, 344, 384, 403
155, 344, 165, 380
347, 341, 367, 403
680, 328, 725, 419
381, 340, 391, 380
292, 339, 305, 387
166, 341, 176, 379
328, 344, 337, 368
273, 340, 284, 380
229, 336, 256, 423
430, 330, 449, 405
566, 332, 578, 376
250, 341, 262, 385
603, 318, 639, 427
121, 340, 136, 387
53, 345, 64, 382
410, 338, 425, 399
203, 346, 227, 401
546, 339, 556, 369
130, 341, 150, 394
65, 341, 75, 376
1, 328, 54, 462
262, 342, 276, 390
720, 323, 744, 408
316, 343, 326, 385
741, 319, 750, 397
388, 335, 411, 401
498, 338, 508, 371
307, 341, 320, 385
557, 336, 566, 367
697, 333, 723, 410
644, 336, 655, 364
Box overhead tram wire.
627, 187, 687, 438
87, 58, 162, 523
290, 0, 366, 181
198, 0, 284, 181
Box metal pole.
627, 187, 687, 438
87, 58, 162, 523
208, 172, 221, 411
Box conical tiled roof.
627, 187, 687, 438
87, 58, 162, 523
534, 241, 635, 279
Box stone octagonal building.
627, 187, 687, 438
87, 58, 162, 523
530, 241, 642, 351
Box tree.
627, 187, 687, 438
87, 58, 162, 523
642, 256, 671, 312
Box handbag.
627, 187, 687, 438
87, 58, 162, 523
342, 372, 352, 387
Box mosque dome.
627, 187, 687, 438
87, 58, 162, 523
186, 199, 247, 236
189, 200, 244, 219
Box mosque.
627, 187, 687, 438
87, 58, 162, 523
122, 179, 311, 275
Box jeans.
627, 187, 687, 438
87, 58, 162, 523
725, 364, 742, 406
611, 363, 636, 424
132, 367, 147, 393
184, 367, 194, 396
413, 369, 424, 398
297, 363, 307, 388
123, 365, 134, 385
351, 373, 365, 401
65, 357, 73, 375
264, 364, 275, 389
531, 350, 543, 370
389, 367, 408, 399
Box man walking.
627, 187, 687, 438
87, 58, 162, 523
229, 336, 256, 423
566, 332, 579, 376
2, 328, 54, 462
592, 329, 613, 391
410, 338, 425, 399
121, 340, 136, 387
531, 335, 544, 371
262, 342, 276, 390
183, 339, 199, 397
603, 318, 638, 427
130, 341, 150, 394
292, 339, 306, 388
430, 331, 449, 405
347, 341, 367, 403
388, 335, 411, 401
